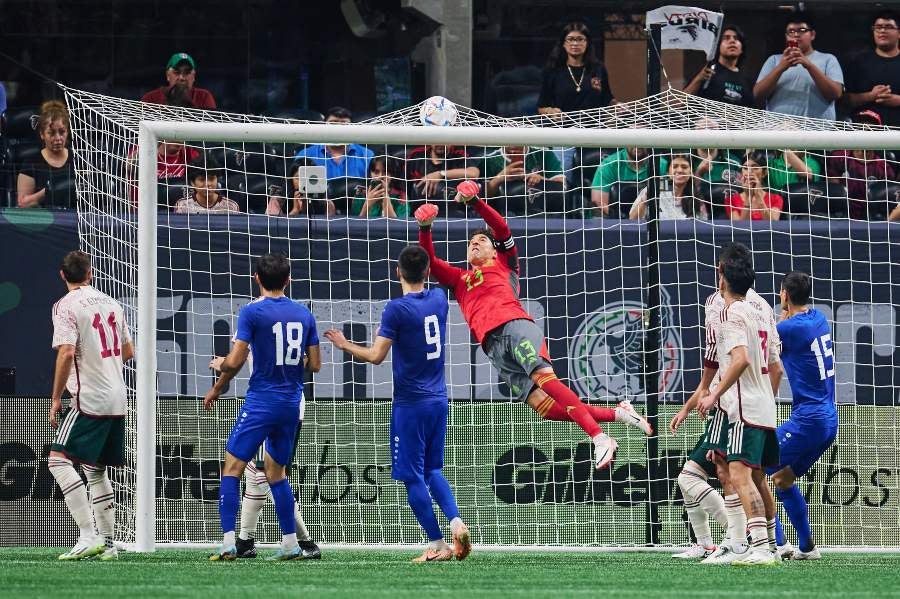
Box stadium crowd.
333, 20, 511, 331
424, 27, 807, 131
3, 10, 900, 222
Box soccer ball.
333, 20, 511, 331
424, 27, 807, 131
419, 96, 458, 127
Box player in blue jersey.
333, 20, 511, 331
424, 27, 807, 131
324, 245, 471, 563
204, 253, 321, 561
768, 271, 837, 560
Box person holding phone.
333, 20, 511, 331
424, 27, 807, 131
754, 12, 844, 120
351, 156, 409, 218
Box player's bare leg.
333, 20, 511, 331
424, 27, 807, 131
527, 389, 653, 435
210, 451, 248, 561
729, 461, 777, 566
701, 453, 746, 564
527, 369, 616, 469
753, 469, 778, 552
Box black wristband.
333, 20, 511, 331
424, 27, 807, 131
419, 224, 432, 231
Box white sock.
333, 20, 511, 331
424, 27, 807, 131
677, 463, 724, 547
724, 494, 747, 551
294, 502, 311, 542
83, 464, 115, 545
449, 517, 465, 535
239, 462, 268, 541
429, 539, 450, 551
282, 533, 298, 550
767, 518, 777, 551
748, 517, 768, 550
49, 456, 96, 538
223, 530, 235, 547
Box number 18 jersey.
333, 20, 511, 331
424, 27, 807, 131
378, 288, 448, 404
52, 285, 131, 417
235, 296, 318, 406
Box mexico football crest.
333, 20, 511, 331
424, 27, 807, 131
568, 289, 682, 401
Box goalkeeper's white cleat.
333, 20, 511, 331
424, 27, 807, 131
593, 433, 618, 470
733, 548, 779, 567
99, 546, 119, 561
792, 547, 822, 561
776, 542, 795, 560
672, 544, 716, 559
615, 400, 654, 436
58, 536, 105, 561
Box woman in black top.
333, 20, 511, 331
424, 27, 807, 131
17, 100, 77, 209
537, 22, 616, 115
683, 25, 754, 107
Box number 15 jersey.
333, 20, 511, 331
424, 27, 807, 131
235, 296, 318, 406
52, 285, 131, 417
378, 288, 448, 404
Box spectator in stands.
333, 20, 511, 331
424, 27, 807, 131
726, 151, 784, 221
480, 145, 566, 215
17, 100, 76, 209
845, 11, 900, 128
754, 12, 843, 120
692, 147, 741, 186
590, 147, 652, 217
405, 144, 480, 213
350, 156, 408, 218
629, 153, 708, 220
827, 110, 897, 220
279, 158, 336, 217
537, 22, 617, 177
294, 107, 373, 181
766, 148, 822, 190
684, 25, 754, 107
142, 53, 217, 110
173, 158, 239, 214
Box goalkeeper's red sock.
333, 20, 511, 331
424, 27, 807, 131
534, 372, 601, 437
535, 396, 615, 423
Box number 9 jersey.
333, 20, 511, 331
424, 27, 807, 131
235, 296, 318, 406
378, 288, 449, 404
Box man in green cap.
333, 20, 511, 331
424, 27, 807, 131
141, 52, 217, 110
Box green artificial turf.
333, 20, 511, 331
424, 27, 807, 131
3, 548, 900, 599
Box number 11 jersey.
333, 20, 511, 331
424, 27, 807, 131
378, 288, 448, 404
235, 296, 318, 406
52, 285, 131, 417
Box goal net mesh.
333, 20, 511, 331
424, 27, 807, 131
64, 86, 900, 548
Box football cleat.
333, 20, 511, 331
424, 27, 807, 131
701, 544, 747, 565
616, 400, 654, 436
411, 547, 454, 563
99, 546, 119, 561
593, 434, 618, 470
672, 544, 716, 559
776, 542, 795, 560
298, 540, 322, 560
58, 536, 105, 561
235, 537, 257, 558
733, 548, 779, 566
452, 524, 472, 561
792, 547, 822, 561
208, 545, 237, 561
267, 546, 302, 561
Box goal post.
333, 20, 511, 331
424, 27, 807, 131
65, 85, 900, 552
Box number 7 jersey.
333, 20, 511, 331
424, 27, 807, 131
52, 285, 131, 416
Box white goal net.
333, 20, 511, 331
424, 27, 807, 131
64, 86, 900, 550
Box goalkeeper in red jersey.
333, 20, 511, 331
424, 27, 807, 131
415, 180, 652, 470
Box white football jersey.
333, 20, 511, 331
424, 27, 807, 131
52, 286, 131, 417
715, 289, 781, 429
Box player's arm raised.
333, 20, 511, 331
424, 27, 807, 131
456, 180, 519, 270
415, 203, 465, 286
204, 340, 250, 410
324, 329, 392, 365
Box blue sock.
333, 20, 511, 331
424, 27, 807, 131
270, 478, 297, 536
404, 478, 443, 541
425, 469, 460, 522
774, 513, 786, 546
777, 485, 814, 552
219, 475, 240, 535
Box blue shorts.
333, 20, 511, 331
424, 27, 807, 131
766, 418, 838, 477
225, 401, 301, 467
390, 400, 448, 482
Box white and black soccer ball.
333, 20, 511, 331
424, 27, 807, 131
419, 96, 458, 127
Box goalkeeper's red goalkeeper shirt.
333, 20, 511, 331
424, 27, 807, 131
418, 198, 533, 344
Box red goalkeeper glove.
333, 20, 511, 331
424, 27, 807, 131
455, 180, 481, 204
415, 203, 439, 228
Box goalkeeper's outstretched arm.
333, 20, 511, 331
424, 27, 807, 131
415, 203, 465, 287
456, 180, 519, 271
